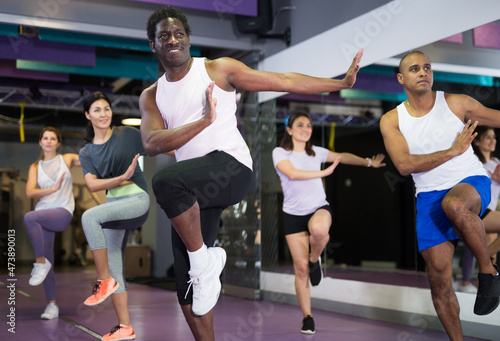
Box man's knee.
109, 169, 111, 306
441, 195, 464, 217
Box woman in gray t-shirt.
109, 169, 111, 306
78, 91, 149, 340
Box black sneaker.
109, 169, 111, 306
301, 315, 315, 334
309, 258, 323, 286
474, 264, 500, 315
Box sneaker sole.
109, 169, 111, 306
84, 282, 120, 306
301, 330, 316, 335
474, 299, 500, 315
29, 279, 47, 286
101, 334, 136, 341
29, 271, 51, 286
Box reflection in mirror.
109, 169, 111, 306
260, 97, 426, 290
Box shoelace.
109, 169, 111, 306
184, 277, 201, 299
108, 325, 122, 335
90, 281, 101, 295
31, 263, 43, 275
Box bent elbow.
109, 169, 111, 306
144, 143, 159, 157
396, 165, 411, 177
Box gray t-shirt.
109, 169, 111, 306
79, 126, 148, 193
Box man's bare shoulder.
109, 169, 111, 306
206, 56, 243, 71
140, 82, 158, 101
380, 107, 399, 128
444, 92, 477, 119
444, 92, 466, 105
142, 81, 158, 94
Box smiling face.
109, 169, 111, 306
287, 115, 313, 144
85, 99, 112, 130
397, 52, 433, 93
150, 17, 191, 68
39, 130, 60, 153
475, 128, 496, 154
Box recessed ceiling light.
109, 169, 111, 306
121, 118, 141, 126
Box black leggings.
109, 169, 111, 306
152, 150, 252, 304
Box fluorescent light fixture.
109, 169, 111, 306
121, 118, 141, 126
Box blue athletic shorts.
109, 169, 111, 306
415, 175, 491, 252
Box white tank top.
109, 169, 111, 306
397, 91, 487, 194
155, 57, 252, 170
35, 154, 74, 214
484, 158, 500, 210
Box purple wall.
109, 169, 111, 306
127, 0, 257, 16
440, 33, 463, 44
474, 22, 500, 49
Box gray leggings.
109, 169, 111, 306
81, 191, 149, 293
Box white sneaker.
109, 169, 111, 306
41, 303, 59, 320
186, 247, 226, 316
29, 259, 52, 286
459, 283, 478, 294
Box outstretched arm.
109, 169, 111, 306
139, 82, 217, 156
209, 49, 363, 94
446, 93, 500, 128
379, 109, 477, 176
326, 151, 386, 168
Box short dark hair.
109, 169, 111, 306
146, 6, 191, 41
398, 51, 426, 73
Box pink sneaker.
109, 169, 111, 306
84, 277, 119, 306
101, 324, 135, 341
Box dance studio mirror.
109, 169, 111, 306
257, 26, 500, 291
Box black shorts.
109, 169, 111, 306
283, 205, 332, 235
152, 150, 253, 305
481, 208, 491, 219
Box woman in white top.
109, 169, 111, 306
272, 112, 385, 334
456, 126, 500, 293
24, 126, 80, 320
473, 127, 500, 261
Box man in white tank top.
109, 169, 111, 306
140, 6, 363, 340
380, 51, 500, 340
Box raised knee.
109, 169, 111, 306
81, 210, 96, 229
309, 224, 329, 241
24, 211, 35, 225
441, 197, 464, 217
